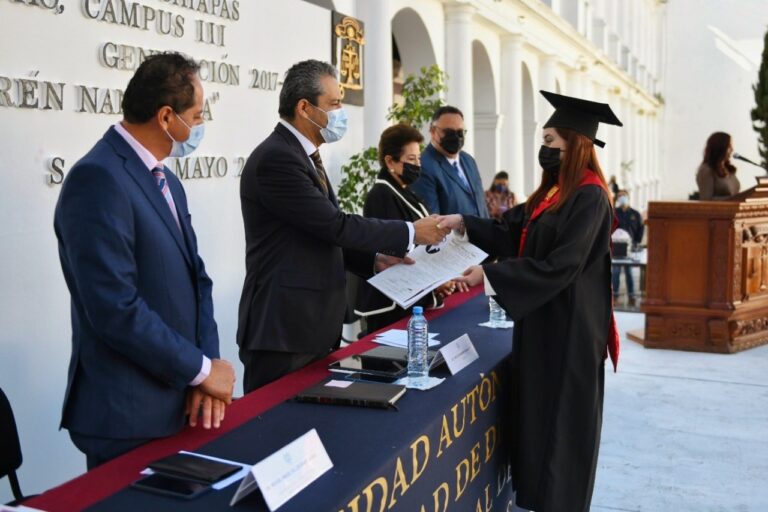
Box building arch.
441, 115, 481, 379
472, 39, 499, 185
522, 61, 538, 195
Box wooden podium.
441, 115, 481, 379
636, 177, 768, 353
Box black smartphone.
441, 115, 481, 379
131, 473, 212, 500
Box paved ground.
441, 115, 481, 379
591, 312, 768, 512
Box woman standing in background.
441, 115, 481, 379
696, 132, 740, 200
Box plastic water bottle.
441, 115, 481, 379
489, 297, 507, 327
407, 306, 429, 386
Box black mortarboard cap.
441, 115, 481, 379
540, 90, 623, 148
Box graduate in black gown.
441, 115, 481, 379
437, 91, 622, 512
355, 124, 466, 334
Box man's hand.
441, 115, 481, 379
198, 359, 235, 404
186, 388, 226, 429
455, 265, 484, 287
434, 214, 464, 234
375, 253, 415, 273
414, 216, 450, 245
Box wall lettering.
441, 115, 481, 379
9, 0, 65, 14
0, 76, 65, 110
75, 85, 124, 115
47, 156, 65, 185
249, 69, 279, 91
81, 0, 185, 36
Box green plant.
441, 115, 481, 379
751, 27, 768, 169
387, 65, 448, 127
337, 65, 448, 213
336, 146, 379, 212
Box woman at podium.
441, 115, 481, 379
696, 131, 740, 200
436, 91, 621, 512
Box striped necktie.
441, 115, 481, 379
309, 150, 329, 195
152, 165, 181, 231
453, 161, 470, 189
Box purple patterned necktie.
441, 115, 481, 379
152, 165, 181, 231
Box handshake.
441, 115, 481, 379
413, 215, 453, 245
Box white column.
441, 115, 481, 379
583, 0, 593, 40
444, 3, 476, 152
500, 33, 525, 196
538, 54, 557, 123
474, 114, 501, 185
637, 107, 647, 207
356, 0, 392, 149
620, 96, 634, 196
607, 88, 623, 183
567, 66, 583, 97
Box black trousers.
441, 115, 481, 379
239, 348, 326, 394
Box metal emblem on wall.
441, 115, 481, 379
332, 12, 365, 106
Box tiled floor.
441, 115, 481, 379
592, 312, 768, 512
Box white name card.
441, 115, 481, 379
230, 428, 333, 510
439, 334, 480, 375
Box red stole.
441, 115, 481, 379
518, 170, 620, 372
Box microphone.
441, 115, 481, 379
733, 152, 764, 168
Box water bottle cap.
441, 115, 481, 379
412, 306, 423, 314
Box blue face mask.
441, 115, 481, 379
308, 104, 348, 143
166, 113, 205, 157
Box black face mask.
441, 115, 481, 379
400, 162, 421, 185
439, 130, 465, 154
492, 184, 508, 194
538, 145, 562, 182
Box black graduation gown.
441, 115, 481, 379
354, 170, 442, 334
464, 184, 613, 512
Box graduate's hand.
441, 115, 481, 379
455, 265, 484, 287
375, 253, 415, 272
435, 214, 464, 234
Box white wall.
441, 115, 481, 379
0, 0, 368, 501
662, 0, 767, 200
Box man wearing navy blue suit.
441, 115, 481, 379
54, 53, 235, 469
410, 106, 490, 218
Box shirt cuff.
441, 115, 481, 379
483, 272, 497, 296
406, 221, 415, 251
189, 355, 211, 386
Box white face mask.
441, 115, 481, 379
165, 113, 205, 157
307, 104, 348, 143
616, 196, 629, 208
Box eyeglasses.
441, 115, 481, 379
433, 126, 468, 137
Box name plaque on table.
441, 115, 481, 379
230, 429, 333, 510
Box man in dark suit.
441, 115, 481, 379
54, 53, 235, 469
237, 60, 449, 393
410, 106, 490, 218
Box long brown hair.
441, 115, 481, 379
526, 127, 610, 215
702, 132, 736, 178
